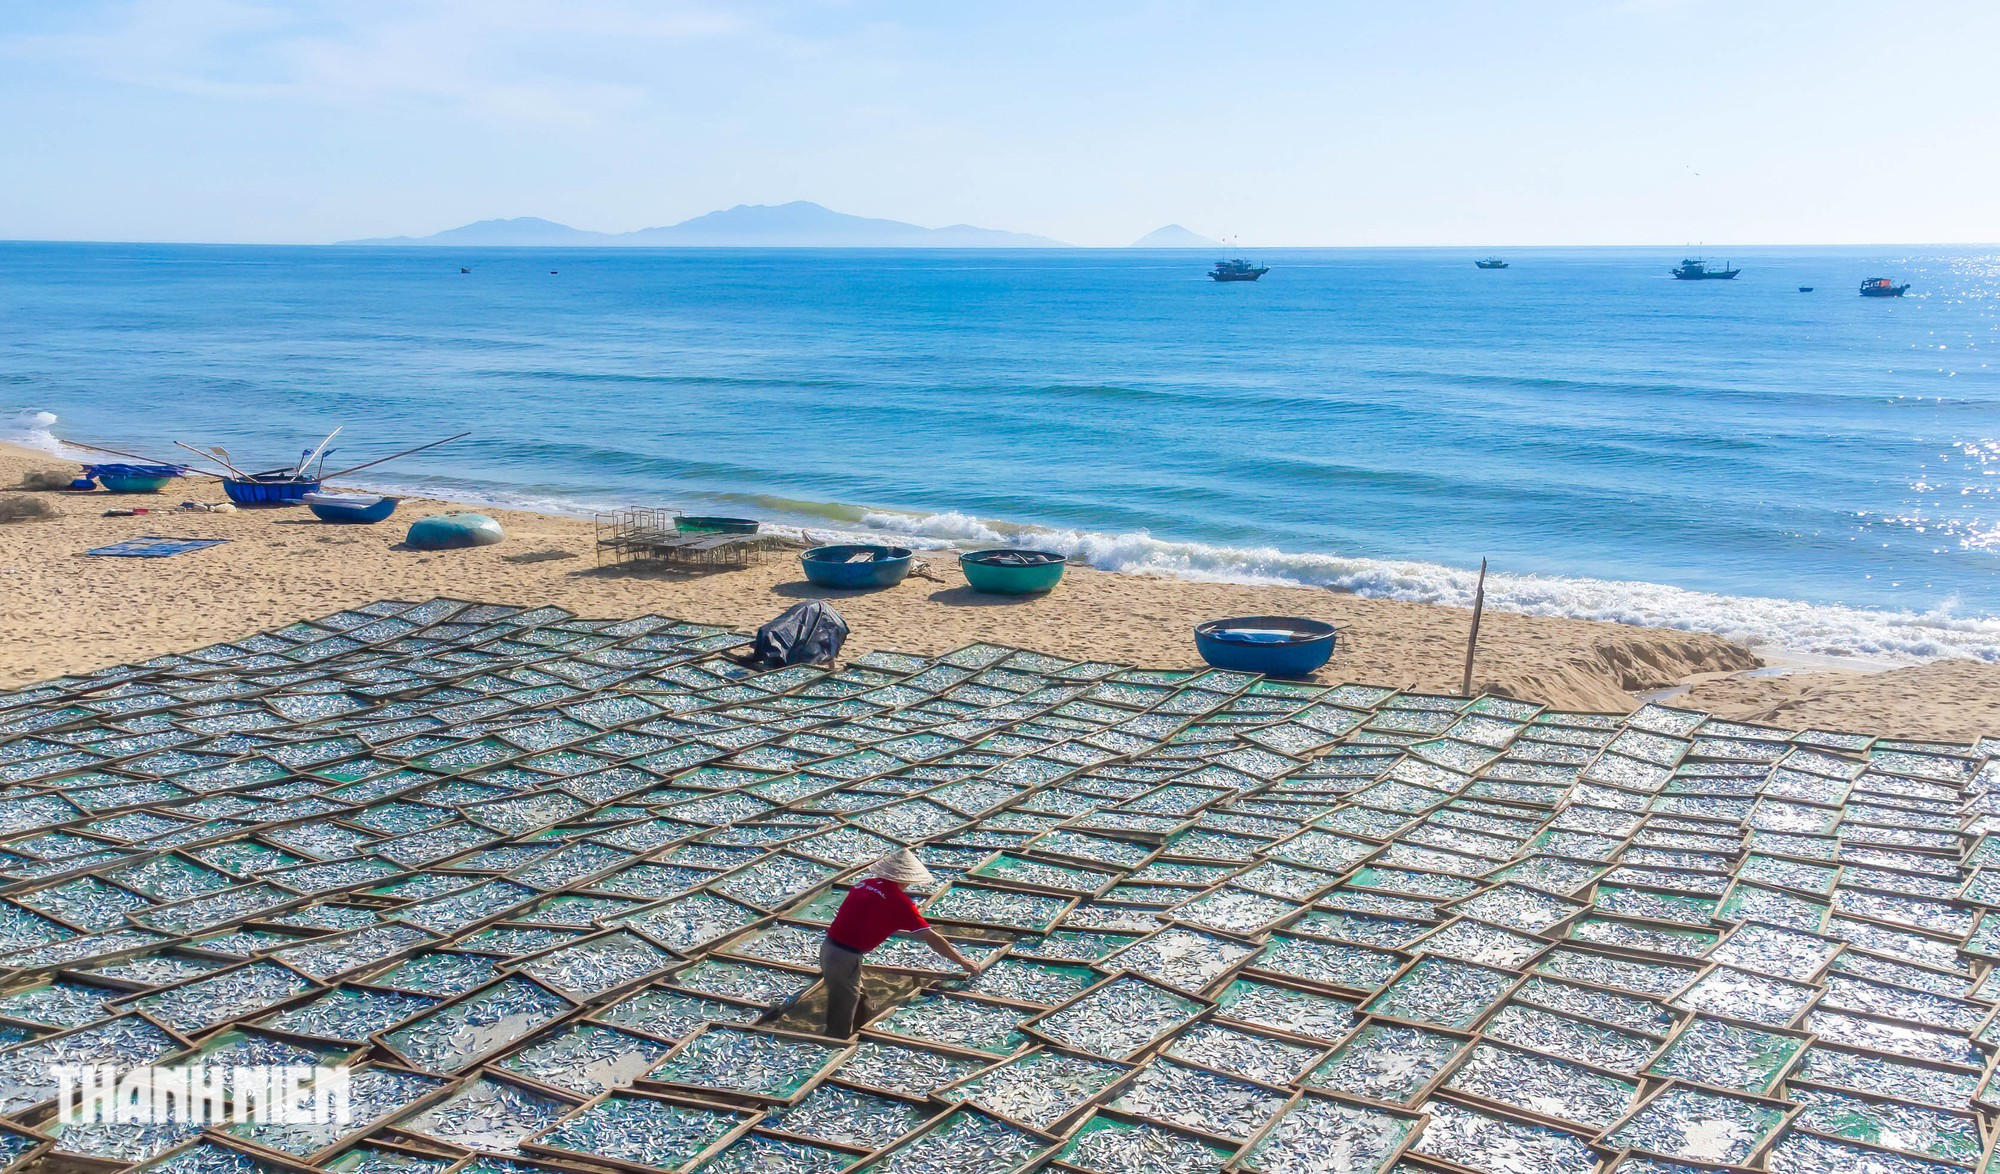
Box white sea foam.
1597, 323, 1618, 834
1, 410, 64, 454
854, 511, 2000, 665
857, 509, 1007, 544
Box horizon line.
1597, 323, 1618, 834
4, 237, 1997, 250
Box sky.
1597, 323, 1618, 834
1, 0, 1995, 247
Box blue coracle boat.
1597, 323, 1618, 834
1194, 616, 1338, 678
801, 544, 913, 589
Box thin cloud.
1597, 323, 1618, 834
3, 0, 754, 126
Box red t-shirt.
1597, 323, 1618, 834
827, 878, 929, 953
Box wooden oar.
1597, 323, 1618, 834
61, 438, 222, 477
319, 432, 470, 480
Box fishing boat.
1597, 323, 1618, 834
81, 464, 185, 494
1194, 616, 1338, 678
224, 471, 322, 505
1860, 277, 1910, 298
176, 428, 469, 506
1209, 258, 1269, 282
960, 549, 1068, 594
1671, 258, 1740, 280
1474, 258, 1509, 269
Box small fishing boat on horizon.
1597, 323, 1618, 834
1209, 258, 1269, 282
1671, 258, 1739, 280
1474, 257, 1509, 269
1860, 277, 1910, 297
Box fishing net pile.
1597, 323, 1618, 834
0, 597, 1994, 1174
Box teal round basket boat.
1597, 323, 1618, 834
82, 464, 184, 494
99, 473, 175, 494
960, 549, 1068, 594
407, 513, 504, 550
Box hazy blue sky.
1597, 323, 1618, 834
3, 1, 1993, 246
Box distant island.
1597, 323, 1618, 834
340, 202, 1069, 248
1130, 224, 1223, 248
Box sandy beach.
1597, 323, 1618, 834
6, 439, 1996, 741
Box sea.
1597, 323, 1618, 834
3, 241, 1997, 663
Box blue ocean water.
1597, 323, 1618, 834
3, 241, 1997, 660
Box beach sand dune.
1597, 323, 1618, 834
5, 441, 1991, 741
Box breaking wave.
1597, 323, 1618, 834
851, 510, 2000, 664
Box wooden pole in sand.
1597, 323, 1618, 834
1461, 558, 1488, 697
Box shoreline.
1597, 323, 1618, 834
12, 422, 1996, 669
5, 439, 1998, 741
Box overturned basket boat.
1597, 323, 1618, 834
303, 491, 398, 524
675, 515, 760, 534
1194, 615, 1337, 678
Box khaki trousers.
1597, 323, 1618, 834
819, 938, 868, 1038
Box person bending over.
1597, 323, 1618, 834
819, 849, 972, 1037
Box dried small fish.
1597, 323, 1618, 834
1032, 977, 1201, 1059
1241, 1094, 1420, 1174
1601, 1087, 1789, 1165
533, 1093, 753, 1170
1444, 1041, 1638, 1129
1054, 1114, 1230, 1174
865, 1107, 1046, 1174
1305, 1021, 1466, 1104
944, 1049, 1125, 1131
1110, 1057, 1285, 1141
1408, 1098, 1596, 1174
768, 1083, 925, 1148
652, 1026, 842, 1099
382, 977, 571, 1073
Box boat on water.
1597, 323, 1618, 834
1860, 277, 1910, 298
1474, 258, 1509, 269
1671, 258, 1739, 280
1209, 258, 1269, 282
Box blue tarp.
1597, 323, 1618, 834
85, 537, 229, 558
80, 464, 187, 478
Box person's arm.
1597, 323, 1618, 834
913, 926, 974, 972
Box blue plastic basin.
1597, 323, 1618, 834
960, 549, 1068, 594
801, 544, 913, 589
1194, 616, 1337, 678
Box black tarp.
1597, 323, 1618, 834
738, 600, 849, 670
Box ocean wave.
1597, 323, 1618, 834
1, 409, 64, 454
859, 509, 1010, 544
851, 511, 2000, 664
